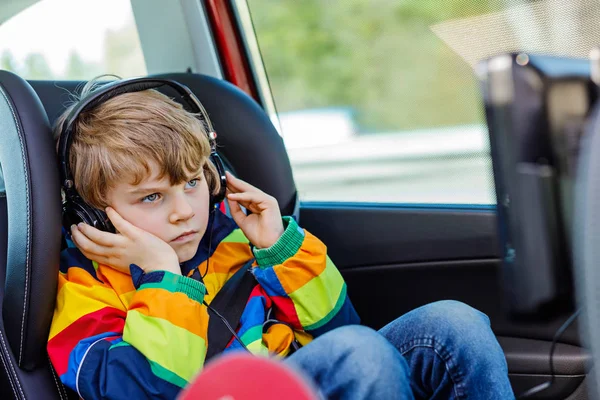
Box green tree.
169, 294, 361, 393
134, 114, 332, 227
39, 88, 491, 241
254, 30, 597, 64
248, 0, 504, 131
103, 21, 146, 78
23, 53, 52, 80
0, 50, 17, 72
64, 51, 103, 80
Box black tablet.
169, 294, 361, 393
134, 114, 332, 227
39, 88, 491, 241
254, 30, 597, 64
479, 53, 596, 319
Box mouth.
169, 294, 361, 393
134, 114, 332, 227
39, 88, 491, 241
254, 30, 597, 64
171, 230, 199, 243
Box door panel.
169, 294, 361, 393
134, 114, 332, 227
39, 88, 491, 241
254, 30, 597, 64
300, 203, 498, 267
299, 203, 588, 399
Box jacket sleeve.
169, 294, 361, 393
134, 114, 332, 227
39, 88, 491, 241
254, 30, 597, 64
47, 248, 209, 400
251, 217, 360, 338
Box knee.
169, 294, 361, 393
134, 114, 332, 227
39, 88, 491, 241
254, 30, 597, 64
320, 325, 410, 378
321, 325, 397, 359
385, 301, 497, 353
421, 300, 490, 325
407, 301, 503, 361
413, 301, 509, 375
300, 326, 414, 399
418, 300, 491, 331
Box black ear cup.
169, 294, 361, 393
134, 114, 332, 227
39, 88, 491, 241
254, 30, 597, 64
209, 151, 227, 207
88, 207, 114, 232
62, 194, 115, 233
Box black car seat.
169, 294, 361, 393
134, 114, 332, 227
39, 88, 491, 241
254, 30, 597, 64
0, 70, 67, 399
0, 70, 297, 399
31, 73, 299, 217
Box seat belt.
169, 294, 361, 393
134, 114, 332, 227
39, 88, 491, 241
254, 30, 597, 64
205, 258, 257, 361
291, 191, 301, 224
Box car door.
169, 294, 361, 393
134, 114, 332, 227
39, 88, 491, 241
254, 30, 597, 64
222, 1, 592, 398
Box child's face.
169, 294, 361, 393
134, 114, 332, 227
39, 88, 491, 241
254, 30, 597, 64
105, 161, 210, 264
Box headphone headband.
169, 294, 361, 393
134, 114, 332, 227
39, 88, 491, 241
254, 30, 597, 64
58, 77, 227, 233
58, 77, 216, 189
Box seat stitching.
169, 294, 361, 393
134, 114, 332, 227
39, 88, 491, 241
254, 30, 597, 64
0, 348, 17, 398
0, 330, 24, 398
48, 355, 67, 400
0, 86, 26, 399
0, 87, 31, 366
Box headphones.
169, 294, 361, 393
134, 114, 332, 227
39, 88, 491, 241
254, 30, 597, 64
58, 77, 227, 233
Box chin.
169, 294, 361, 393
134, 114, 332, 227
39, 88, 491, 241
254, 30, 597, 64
177, 251, 195, 264
176, 247, 195, 263
175, 240, 202, 263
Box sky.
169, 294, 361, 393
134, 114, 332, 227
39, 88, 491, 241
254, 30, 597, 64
0, 0, 134, 74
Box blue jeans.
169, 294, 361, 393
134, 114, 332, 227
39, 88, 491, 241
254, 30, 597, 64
286, 301, 515, 400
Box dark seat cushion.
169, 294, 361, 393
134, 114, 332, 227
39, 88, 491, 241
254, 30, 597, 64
29, 74, 298, 216
0, 70, 67, 398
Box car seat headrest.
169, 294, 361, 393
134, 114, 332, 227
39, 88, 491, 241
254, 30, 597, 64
0, 70, 62, 370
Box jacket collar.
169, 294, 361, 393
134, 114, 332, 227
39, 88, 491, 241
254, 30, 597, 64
180, 209, 238, 275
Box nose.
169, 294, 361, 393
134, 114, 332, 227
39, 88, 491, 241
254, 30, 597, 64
169, 193, 195, 223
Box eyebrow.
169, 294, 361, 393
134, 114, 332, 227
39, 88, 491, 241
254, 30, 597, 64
127, 172, 204, 196
128, 186, 168, 196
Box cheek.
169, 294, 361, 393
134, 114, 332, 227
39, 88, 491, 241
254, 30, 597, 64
137, 216, 166, 238
193, 185, 211, 217
118, 206, 167, 239
197, 180, 211, 207
190, 183, 211, 232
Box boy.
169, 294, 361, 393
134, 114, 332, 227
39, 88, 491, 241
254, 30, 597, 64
48, 79, 514, 399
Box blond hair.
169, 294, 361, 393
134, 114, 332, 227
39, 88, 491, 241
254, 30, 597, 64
54, 78, 220, 209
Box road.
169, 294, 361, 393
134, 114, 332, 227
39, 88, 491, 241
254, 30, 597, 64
285, 124, 496, 205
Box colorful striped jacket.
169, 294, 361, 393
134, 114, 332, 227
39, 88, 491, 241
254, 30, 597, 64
47, 210, 360, 399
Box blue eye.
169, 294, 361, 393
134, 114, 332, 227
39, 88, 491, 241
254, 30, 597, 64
185, 179, 198, 189
142, 193, 159, 203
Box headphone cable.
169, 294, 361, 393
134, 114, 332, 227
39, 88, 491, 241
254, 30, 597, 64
517, 307, 583, 399
203, 300, 251, 353
201, 207, 216, 281
200, 205, 250, 353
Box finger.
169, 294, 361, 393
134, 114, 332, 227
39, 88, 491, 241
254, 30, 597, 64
77, 222, 123, 247
105, 207, 137, 237
71, 225, 110, 257
77, 247, 106, 266
225, 187, 240, 196
226, 171, 262, 193
226, 197, 247, 225
227, 191, 264, 203
227, 192, 273, 211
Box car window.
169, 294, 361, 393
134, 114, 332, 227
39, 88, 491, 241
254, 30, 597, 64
243, 0, 598, 205
0, 0, 146, 80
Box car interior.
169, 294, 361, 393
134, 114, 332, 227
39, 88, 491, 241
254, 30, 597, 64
0, 1, 596, 399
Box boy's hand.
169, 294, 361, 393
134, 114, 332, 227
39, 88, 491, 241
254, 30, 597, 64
225, 171, 285, 249
70, 207, 181, 276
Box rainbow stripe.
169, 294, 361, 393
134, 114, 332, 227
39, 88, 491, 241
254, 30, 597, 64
47, 211, 359, 399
